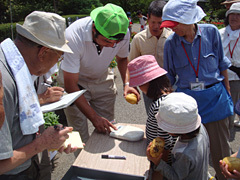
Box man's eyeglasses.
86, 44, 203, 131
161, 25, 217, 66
53, 50, 64, 62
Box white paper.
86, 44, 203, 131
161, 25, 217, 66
110, 125, 144, 141
40, 90, 86, 113
49, 150, 58, 160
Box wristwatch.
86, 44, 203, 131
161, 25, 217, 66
123, 82, 129, 87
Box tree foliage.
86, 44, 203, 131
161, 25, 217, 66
0, 0, 102, 23
0, 0, 227, 24
100, 0, 152, 15
99, 0, 153, 22
1, 0, 56, 23
0, 0, 9, 23
58, 0, 102, 15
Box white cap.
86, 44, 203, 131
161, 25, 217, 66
226, 2, 240, 16
156, 92, 201, 134
162, 0, 206, 24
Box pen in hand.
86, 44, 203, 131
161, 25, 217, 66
42, 82, 66, 94
54, 125, 65, 131
41, 82, 52, 88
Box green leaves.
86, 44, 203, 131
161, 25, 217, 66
43, 112, 60, 129
109, 57, 118, 68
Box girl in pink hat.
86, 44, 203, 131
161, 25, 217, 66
127, 55, 177, 179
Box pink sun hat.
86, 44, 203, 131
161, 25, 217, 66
128, 55, 167, 87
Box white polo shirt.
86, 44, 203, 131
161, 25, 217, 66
61, 17, 130, 79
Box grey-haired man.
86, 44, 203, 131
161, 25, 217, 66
0, 11, 76, 179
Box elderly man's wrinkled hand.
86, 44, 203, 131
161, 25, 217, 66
58, 144, 78, 154
40, 125, 73, 151
39, 86, 64, 105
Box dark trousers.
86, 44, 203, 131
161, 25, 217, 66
0, 156, 40, 180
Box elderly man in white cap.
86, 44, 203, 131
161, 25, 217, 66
0, 11, 77, 179
161, 0, 233, 179
219, 3, 240, 138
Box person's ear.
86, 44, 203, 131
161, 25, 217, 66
92, 23, 96, 33
38, 46, 49, 61
147, 14, 150, 22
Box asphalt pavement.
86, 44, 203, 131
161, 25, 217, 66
51, 23, 240, 179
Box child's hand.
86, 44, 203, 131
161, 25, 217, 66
219, 160, 240, 179
146, 142, 162, 166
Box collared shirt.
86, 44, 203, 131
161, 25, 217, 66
61, 17, 130, 79
164, 24, 231, 89
219, 25, 240, 81
129, 27, 172, 67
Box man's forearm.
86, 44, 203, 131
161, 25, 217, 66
116, 57, 128, 84
0, 136, 45, 175
74, 94, 98, 123
221, 69, 230, 93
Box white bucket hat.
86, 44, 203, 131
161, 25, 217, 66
156, 92, 201, 134
161, 0, 206, 25
226, 2, 240, 16
16, 11, 73, 53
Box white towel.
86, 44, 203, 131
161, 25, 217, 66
222, 25, 240, 49
1, 38, 44, 135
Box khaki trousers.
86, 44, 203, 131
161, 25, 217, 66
64, 69, 117, 156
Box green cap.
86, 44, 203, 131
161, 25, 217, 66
90, 3, 129, 40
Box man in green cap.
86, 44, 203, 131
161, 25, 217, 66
60, 3, 139, 156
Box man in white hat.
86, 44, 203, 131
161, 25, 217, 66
0, 11, 77, 179
161, 0, 233, 179
219, 3, 240, 137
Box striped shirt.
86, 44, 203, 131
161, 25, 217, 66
146, 95, 178, 163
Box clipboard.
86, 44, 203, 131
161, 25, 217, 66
41, 89, 86, 113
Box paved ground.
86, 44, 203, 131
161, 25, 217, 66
51, 23, 240, 179
52, 68, 240, 179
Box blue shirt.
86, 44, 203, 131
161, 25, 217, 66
164, 24, 231, 89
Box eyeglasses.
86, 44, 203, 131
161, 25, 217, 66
53, 50, 64, 62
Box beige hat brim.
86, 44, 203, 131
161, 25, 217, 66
221, 0, 240, 4
16, 24, 73, 54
